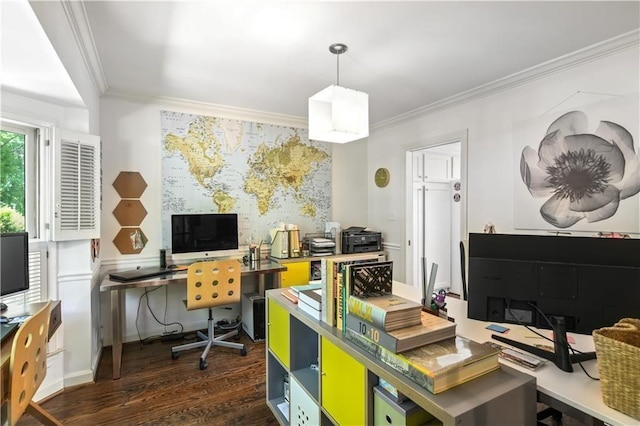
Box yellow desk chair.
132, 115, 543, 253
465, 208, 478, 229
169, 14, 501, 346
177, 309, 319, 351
171, 260, 247, 370
8, 301, 61, 426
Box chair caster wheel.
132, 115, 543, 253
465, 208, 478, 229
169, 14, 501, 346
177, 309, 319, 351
171, 352, 179, 360
240, 348, 247, 356
199, 359, 208, 370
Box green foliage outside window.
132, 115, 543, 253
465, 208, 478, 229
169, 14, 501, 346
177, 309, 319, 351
0, 130, 26, 232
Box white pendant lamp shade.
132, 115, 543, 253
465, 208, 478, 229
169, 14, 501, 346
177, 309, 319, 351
308, 85, 369, 144
308, 43, 369, 144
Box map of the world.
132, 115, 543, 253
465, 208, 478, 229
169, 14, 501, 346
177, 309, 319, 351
160, 111, 332, 247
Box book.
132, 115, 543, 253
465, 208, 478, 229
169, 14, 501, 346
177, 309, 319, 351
377, 377, 408, 403
288, 282, 321, 296
298, 289, 322, 310
347, 294, 422, 331
321, 254, 384, 327
349, 261, 393, 298
336, 258, 385, 330
345, 331, 500, 394
298, 299, 322, 320
345, 310, 456, 353
281, 289, 298, 304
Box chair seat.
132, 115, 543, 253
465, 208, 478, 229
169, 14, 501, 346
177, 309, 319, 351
171, 260, 247, 370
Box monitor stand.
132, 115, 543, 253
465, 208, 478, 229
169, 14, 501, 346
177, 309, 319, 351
492, 316, 596, 372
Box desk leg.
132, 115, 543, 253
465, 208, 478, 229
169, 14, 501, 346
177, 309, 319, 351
258, 274, 265, 297
111, 289, 124, 380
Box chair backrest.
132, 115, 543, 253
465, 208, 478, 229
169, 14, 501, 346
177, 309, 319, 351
9, 301, 52, 426
186, 260, 241, 311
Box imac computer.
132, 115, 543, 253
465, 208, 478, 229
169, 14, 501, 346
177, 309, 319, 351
1, 232, 30, 311
171, 213, 239, 262
467, 233, 640, 371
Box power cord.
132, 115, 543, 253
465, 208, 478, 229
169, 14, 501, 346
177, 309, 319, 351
504, 302, 598, 380
135, 287, 185, 346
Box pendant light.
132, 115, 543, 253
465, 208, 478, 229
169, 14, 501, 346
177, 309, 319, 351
308, 43, 369, 144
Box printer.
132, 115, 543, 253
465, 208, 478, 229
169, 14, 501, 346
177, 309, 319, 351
341, 227, 382, 254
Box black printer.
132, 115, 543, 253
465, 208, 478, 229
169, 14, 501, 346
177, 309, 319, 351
341, 227, 382, 253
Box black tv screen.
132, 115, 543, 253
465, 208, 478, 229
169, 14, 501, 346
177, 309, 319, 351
171, 214, 239, 257
1, 232, 30, 297
467, 233, 640, 335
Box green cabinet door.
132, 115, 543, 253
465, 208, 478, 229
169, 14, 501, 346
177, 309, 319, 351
321, 336, 366, 425
268, 298, 290, 368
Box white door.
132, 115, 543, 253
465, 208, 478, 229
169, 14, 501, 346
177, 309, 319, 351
424, 181, 452, 290
405, 135, 466, 297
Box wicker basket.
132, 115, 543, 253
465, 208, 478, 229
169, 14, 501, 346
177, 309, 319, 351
592, 318, 640, 420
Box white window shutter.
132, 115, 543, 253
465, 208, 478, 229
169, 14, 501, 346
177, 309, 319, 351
51, 128, 101, 241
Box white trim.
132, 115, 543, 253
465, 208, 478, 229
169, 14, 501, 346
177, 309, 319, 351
63, 369, 95, 387
382, 242, 401, 251
102, 90, 308, 129
57, 272, 93, 283
374, 30, 640, 129
62, 0, 108, 95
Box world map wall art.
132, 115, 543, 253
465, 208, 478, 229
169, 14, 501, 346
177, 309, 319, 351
514, 93, 640, 234
160, 111, 332, 246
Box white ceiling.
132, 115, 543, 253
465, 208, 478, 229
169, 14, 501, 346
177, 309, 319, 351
3, 1, 640, 125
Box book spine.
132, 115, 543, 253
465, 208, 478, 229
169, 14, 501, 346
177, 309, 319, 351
336, 270, 345, 330
321, 258, 329, 324
377, 344, 435, 393
347, 296, 388, 330
343, 327, 380, 358
345, 313, 399, 353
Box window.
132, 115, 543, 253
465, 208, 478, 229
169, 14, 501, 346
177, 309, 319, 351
1, 122, 47, 305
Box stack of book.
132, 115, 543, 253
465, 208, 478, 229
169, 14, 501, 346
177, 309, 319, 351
297, 288, 322, 320
346, 310, 456, 353
345, 331, 500, 394
320, 253, 385, 328
347, 294, 423, 331
281, 283, 321, 304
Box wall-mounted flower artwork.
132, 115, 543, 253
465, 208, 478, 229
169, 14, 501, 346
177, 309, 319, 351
514, 94, 639, 233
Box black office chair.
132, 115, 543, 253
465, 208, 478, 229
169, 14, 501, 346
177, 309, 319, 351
459, 240, 468, 301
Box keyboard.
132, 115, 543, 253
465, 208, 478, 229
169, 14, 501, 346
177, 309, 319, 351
108, 267, 177, 282
1, 322, 19, 343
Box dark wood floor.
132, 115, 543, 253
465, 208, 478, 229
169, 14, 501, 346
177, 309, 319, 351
17, 331, 279, 425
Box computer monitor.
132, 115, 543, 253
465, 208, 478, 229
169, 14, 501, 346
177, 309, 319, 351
0, 232, 30, 311
467, 233, 640, 371
171, 213, 239, 262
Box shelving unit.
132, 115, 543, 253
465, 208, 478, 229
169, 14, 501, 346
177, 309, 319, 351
266, 290, 537, 426
270, 252, 385, 288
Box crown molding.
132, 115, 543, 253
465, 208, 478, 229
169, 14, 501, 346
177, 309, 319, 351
373, 29, 640, 130
61, 0, 108, 96
102, 89, 309, 129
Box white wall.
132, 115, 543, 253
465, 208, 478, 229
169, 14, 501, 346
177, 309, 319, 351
6, 1, 105, 390
366, 45, 640, 284
98, 96, 370, 343
0, 91, 99, 390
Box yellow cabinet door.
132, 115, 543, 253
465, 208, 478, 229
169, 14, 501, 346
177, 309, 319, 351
321, 336, 366, 425
268, 298, 290, 369
281, 261, 310, 288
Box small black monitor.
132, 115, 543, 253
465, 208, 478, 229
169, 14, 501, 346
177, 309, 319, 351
1, 232, 30, 310
171, 213, 239, 261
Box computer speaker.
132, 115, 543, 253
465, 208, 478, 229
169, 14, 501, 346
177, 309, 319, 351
160, 249, 167, 269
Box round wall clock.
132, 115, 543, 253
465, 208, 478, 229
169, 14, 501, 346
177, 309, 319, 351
374, 167, 390, 188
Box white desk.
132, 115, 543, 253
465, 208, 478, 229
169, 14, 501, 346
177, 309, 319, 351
444, 297, 637, 426
100, 261, 286, 379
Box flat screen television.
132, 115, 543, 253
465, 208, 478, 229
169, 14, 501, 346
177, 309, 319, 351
467, 233, 640, 371
171, 213, 239, 262
0, 232, 30, 311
